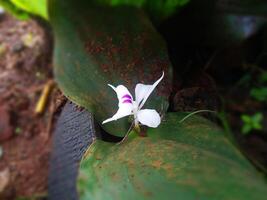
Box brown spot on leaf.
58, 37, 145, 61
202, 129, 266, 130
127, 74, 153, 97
151, 160, 163, 169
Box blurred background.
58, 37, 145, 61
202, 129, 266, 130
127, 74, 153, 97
0, 0, 267, 199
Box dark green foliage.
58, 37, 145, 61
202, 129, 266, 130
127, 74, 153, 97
250, 87, 267, 102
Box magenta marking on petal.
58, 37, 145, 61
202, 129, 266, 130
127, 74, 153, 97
123, 99, 132, 104
122, 94, 132, 100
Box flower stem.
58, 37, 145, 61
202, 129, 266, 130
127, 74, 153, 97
117, 121, 135, 145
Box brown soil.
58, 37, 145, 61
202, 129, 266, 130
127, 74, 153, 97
0, 14, 64, 199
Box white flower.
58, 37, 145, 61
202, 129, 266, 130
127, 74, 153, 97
102, 72, 164, 128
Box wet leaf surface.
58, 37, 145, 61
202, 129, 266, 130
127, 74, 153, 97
78, 113, 267, 200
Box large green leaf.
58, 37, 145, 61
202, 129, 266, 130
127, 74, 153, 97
10, 0, 47, 19
48, 0, 173, 137
78, 113, 267, 200
0, 0, 47, 19
0, 0, 29, 19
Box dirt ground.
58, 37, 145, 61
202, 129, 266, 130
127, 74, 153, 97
0, 14, 64, 199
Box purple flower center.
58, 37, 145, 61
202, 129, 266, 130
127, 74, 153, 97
122, 94, 132, 99
122, 99, 132, 104
122, 94, 132, 104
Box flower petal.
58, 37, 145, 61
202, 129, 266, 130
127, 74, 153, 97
102, 104, 132, 124
137, 109, 161, 128
108, 84, 133, 105
102, 84, 133, 124
135, 72, 164, 108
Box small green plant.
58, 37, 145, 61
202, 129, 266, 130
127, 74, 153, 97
250, 87, 267, 102
241, 113, 263, 134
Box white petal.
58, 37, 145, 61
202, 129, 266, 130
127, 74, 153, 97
108, 84, 133, 106
135, 72, 164, 109
137, 109, 161, 128
102, 104, 132, 124
108, 84, 133, 105
102, 84, 134, 124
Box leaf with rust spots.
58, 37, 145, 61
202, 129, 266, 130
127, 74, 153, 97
78, 113, 267, 200
48, 0, 172, 136
151, 160, 163, 169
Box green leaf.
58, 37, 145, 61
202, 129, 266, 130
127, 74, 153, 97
10, 0, 48, 19
0, 0, 29, 19
241, 113, 263, 134
242, 124, 252, 134
252, 112, 263, 123
49, 0, 173, 137
253, 123, 262, 130
251, 113, 263, 130
78, 113, 267, 200
250, 87, 267, 101
0, 0, 47, 19
241, 115, 251, 123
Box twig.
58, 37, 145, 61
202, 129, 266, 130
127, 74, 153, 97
117, 121, 135, 145
35, 80, 54, 115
